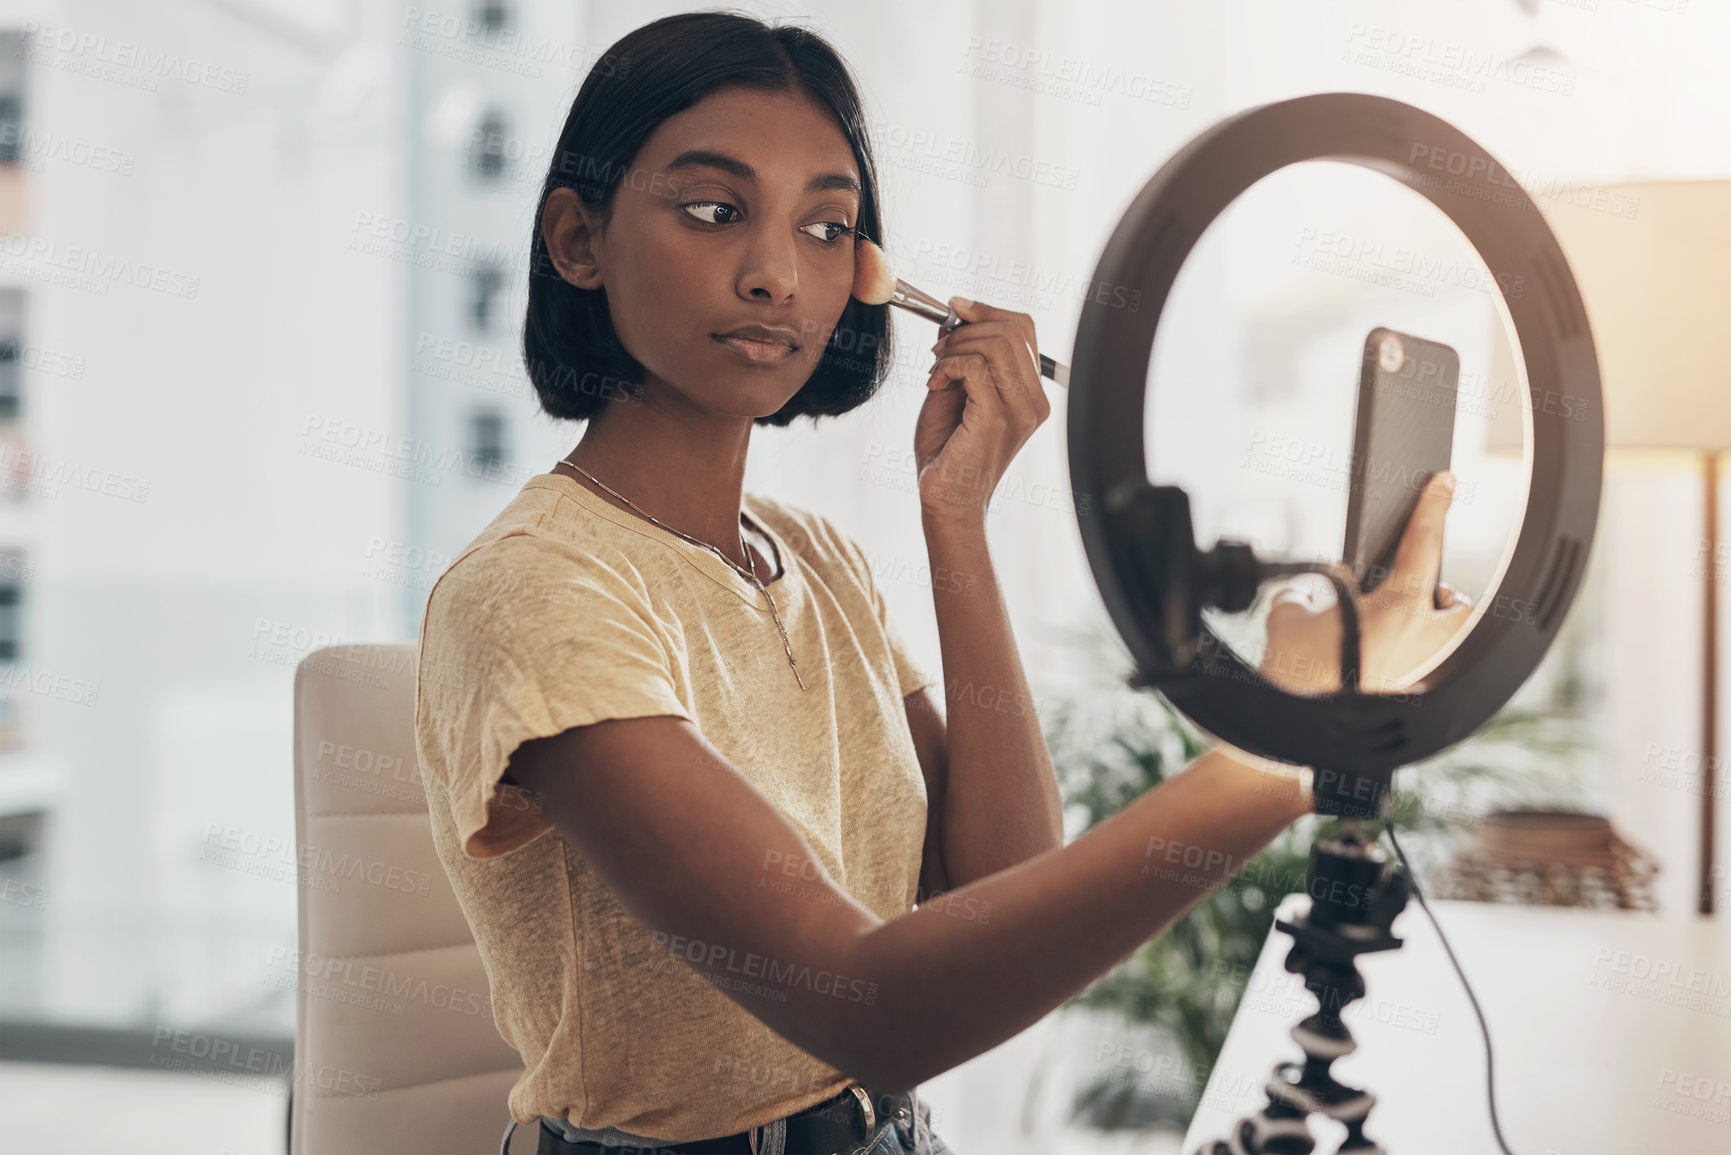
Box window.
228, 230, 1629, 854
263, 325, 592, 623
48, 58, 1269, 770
0, 558, 24, 660
469, 409, 506, 473
469, 106, 512, 183
473, 1, 514, 38
0, 340, 18, 420
468, 262, 505, 331
0, 31, 24, 167
0, 289, 22, 420
0, 809, 42, 861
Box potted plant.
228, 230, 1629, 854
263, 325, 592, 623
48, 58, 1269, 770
1038, 605, 1597, 1136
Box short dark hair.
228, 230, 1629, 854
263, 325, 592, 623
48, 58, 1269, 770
523, 11, 893, 427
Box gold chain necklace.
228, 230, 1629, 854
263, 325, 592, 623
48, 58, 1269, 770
558, 457, 806, 691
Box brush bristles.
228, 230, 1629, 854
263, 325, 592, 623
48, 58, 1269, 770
851, 236, 897, 305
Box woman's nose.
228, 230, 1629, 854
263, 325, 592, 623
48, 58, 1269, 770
737, 227, 798, 303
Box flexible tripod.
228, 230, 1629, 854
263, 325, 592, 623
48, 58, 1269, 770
1193, 819, 1410, 1155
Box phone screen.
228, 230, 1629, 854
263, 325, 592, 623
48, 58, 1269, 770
1342, 327, 1459, 600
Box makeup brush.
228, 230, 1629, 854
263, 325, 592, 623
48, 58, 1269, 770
852, 235, 1071, 388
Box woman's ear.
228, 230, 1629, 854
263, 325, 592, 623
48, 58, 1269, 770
541, 187, 605, 292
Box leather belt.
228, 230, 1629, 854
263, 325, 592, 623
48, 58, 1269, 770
775, 1081, 914, 1155
535, 1081, 915, 1155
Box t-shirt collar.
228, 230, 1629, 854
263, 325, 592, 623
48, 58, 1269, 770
528, 472, 793, 607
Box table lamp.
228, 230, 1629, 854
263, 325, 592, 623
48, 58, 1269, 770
1489, 180, 1731, 915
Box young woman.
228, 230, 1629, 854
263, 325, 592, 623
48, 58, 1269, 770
413, 12, 1470, 1155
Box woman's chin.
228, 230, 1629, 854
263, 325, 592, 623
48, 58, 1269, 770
702, 388, 803, 422
651, 356, 814, 419
713, 371, 811, 419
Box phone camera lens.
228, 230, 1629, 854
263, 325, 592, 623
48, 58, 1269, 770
1377, 334, 1406, 374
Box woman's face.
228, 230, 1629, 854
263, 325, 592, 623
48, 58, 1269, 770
565, 84, 863, 419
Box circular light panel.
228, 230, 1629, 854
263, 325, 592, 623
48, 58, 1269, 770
1068, 92, 1603, 784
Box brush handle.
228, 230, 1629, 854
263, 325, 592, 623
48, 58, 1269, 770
888, 286, 1071, 387
940, 309, 1071, 388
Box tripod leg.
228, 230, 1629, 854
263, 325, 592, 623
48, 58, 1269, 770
1191, 1095, 1314, 1154
1191, 1058, 1318, 1155
1194, 824, 1408, 1155
1336, 1120, 1386, 1153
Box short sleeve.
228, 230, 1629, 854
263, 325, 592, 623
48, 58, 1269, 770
828, 522, 938, 700
415, 538, 693, 860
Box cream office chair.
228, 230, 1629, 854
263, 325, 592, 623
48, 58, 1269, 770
291, 642, 533, 1154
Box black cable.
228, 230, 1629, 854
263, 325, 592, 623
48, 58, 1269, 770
1319, 571, 1360, 690
1383, 823, 1520, 1155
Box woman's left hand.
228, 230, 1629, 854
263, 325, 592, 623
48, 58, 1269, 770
912, 297, 1052, 527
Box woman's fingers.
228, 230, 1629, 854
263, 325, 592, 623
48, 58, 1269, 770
941, 301, 1042, 396
1384, 471, 1456, 606
935, 336, 1037, 427
928, 351, 1007, 435
950, 296, 1038, 367
916, 300, 1049, 522
933, 324, 1047, 426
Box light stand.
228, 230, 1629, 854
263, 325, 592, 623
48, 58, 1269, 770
1193, 822, 1410, 1155
1063, 93, 1607, 1153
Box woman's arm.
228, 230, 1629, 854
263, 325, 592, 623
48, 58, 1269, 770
507, 709, 1309, 1094
843, 741, 1308, 1089
912, 517, 1064, 890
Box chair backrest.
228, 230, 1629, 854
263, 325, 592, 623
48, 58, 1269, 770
291, 642, 529, 1155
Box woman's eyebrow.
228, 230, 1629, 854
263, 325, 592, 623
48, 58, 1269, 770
663, 148, 860, 196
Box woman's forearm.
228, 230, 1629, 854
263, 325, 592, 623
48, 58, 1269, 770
818, 746, 1312, 1090
922, 515, 1064, 884
510, 673, 1309, 1098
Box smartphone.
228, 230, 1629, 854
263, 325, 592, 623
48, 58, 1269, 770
1342, 327, 1459, 604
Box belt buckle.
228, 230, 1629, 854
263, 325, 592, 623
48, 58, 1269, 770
837, 1081, 875, 1153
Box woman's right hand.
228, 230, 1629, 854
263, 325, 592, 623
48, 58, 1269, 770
912, 297, 1050, 528
1261, 471, 1474, 694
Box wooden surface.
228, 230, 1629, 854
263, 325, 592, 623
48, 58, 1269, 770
1181, 896, 1731, 1154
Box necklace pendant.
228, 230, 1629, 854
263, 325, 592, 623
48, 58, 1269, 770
762, 591, 806, 691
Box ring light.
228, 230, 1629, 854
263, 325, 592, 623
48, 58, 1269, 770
1068, 92, 1604, 814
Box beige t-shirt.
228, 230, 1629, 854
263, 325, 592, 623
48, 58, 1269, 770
413, 470, 937, 1141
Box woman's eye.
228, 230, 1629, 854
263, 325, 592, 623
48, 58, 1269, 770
681, 201, 740, 225
801, 221, 852, 245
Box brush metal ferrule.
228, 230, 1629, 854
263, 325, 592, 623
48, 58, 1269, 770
889, 279, 962, 332
886, 276, 1071, 387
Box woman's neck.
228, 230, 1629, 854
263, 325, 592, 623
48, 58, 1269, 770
555, 402, 767, 576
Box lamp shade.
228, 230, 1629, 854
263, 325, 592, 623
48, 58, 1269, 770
1487, 180, 1731, 455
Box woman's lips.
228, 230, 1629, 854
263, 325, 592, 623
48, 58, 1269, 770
712, 333, 798, 364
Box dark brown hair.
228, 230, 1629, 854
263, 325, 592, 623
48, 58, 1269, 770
522, 11, 893, 427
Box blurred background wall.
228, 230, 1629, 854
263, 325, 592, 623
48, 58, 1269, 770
0, 0, 1724, 1150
